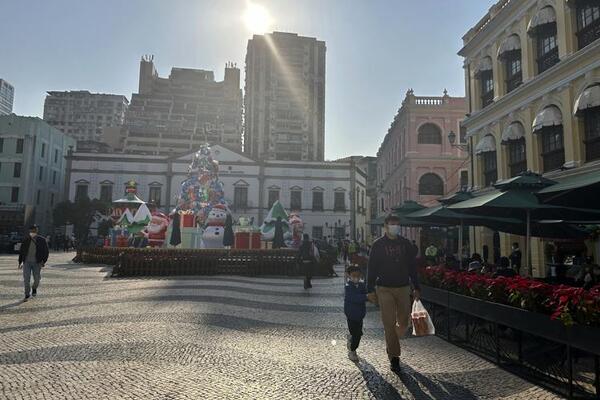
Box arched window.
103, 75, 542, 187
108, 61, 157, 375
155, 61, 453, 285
475, 57, 494, 108
501, 122, 527, 177
532, 105, 565, 172
418, 173, 444, 196
575, 1, 600, 49
574, 84, 600, 161
498, 34, 522, 93
528, 6, 559, 74
417, 123, 442, 144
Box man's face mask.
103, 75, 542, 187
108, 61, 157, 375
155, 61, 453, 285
29, 232, 37, 238
387, 224, 401, 237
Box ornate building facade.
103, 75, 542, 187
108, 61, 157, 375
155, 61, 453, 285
376, 90, 468, 243
460, 0, 600, 276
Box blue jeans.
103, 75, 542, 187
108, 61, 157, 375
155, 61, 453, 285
23, 262, 41, 296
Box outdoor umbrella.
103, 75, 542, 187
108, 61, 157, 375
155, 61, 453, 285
536, 170, 600, 209
390, 201, 443, 227
448, 171, 600, 274
406, 199, 589, 268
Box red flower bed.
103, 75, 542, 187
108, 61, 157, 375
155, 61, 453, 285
420, 266, 600, 327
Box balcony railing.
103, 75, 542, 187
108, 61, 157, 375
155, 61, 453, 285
542, 148, 565, 172
585, 136, 600, 162
537, 47, 559, 74
509, 160, 527, 177
481, 91, 494, 108
506, 73, 522, 93
577, 19, 600, 50
414, 97, 443, 106
484, 170, 497, 187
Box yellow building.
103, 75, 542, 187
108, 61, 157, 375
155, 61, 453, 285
460, 0, 600, 276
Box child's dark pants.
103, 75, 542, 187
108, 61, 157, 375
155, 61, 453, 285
347, 318, 363, 351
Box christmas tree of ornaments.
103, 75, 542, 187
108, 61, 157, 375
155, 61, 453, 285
175, 144, 229, 248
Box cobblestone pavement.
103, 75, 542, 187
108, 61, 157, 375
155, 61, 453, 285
0, 253, 562, 399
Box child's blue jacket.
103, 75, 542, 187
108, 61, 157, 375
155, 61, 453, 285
344, 281, 367, 321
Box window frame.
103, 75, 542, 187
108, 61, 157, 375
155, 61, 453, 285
100, 185, 113, 203
418, 173, 444, 196
576, 1, 600, 49
583, 107, 600, 162
334, 191, 346, 212
480, 70, 494, 108
503, 50, 523, 93
482, 151, 498, 187
540, 126, 565, 172
233, 186, 248, 210
535, 24, 559, 74
507, 138, 527, 177
290, 190, 302, 210
312, 190, 324, 211
13, 162, 21, 178
417, 123, 442, 145
268, 190, 280, 209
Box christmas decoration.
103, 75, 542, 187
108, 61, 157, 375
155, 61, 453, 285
286, 212, 304, 249
260, 200, 289, 241
147, 212, 170, 247
172, 144, 230, 248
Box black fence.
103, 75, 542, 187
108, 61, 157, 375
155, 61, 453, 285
76, 247, 335, 277
422, 285, 600, 399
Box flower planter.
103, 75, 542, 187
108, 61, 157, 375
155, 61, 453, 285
421, 285, 600, 355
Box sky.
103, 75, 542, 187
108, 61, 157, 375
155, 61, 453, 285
0, 0, 495, 160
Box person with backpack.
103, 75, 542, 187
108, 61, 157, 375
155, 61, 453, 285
299, 233, 319, 289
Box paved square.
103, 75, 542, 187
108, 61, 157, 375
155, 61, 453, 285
0, 253, 561, 399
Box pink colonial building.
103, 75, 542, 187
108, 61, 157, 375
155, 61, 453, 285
376, 89, 468, 241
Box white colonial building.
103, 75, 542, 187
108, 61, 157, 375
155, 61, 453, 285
66, 144, 368, 242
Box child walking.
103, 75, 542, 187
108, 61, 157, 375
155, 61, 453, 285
344, 265, 368, 362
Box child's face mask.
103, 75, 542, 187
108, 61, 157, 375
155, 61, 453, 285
350, 276, 360, 284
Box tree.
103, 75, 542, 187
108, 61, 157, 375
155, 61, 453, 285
53, 196, 108, 246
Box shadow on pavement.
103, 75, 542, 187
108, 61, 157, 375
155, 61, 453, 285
356, 359, 405, 400
396, 363, 478, 400
0, 300, 26, 311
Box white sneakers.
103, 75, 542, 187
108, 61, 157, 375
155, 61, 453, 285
347, 350, 359, 362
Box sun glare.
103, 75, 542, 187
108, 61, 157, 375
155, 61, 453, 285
243, 2, 273, 34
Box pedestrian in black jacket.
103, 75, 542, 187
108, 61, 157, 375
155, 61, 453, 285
344, 265, 367, 362
367, 214, 419, 372
18, 225, 49, 301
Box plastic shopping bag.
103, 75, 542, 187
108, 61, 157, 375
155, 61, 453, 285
411, 300, 435, 336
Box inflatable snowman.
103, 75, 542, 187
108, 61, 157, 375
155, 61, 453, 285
202, 205, 227, 248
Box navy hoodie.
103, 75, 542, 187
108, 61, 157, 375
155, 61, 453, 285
367, 234, 419, 293
344, 281, 367, 321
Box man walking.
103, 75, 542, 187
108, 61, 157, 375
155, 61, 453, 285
367, 214, 419, 372
18, 225, 49, 301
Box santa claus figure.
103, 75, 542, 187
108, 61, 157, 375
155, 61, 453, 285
147, 212, 170, 247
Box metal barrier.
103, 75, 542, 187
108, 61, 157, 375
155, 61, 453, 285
422, 285, 600, 399
77, 247, 335, 277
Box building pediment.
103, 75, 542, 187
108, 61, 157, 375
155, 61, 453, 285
233, 179, 249, 187
169, 144, 256, 164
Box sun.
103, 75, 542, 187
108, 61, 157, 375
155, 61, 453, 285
243, 2, 273, 34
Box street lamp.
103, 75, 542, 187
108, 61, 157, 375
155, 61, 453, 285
447, 130, 469, 151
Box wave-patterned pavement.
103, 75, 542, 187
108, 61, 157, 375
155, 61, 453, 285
0, 252, 560, 399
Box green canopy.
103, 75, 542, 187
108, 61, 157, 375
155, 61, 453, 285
448, 189, 600, 222
391, 200, 425, 215
447, 171, 600, 274
367, 216, 386, 226
536, 170, 600, 209
437, 191, 474, 205
406, 205, 588, 239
